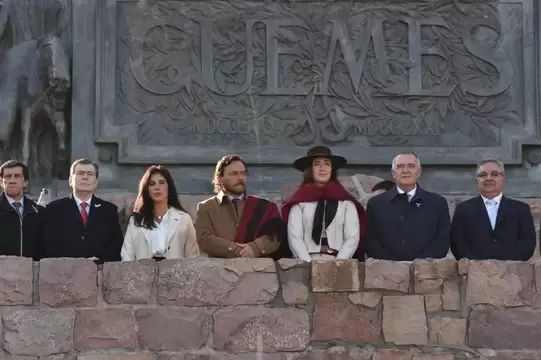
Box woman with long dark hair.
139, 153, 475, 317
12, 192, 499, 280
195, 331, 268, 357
121, 165, 200, 260
280, 146, 366, 262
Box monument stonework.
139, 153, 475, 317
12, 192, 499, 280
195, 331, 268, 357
2, 0, 541, 196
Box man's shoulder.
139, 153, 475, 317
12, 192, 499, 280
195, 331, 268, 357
367, 191, 389, 207
45, 196, 71, 208
246, 195, 274, 205
504, 197, 531, 211
420, 189, 448, 205
25, 197, 45, 212
197, 195, 219, 210
93, 196, 119, 211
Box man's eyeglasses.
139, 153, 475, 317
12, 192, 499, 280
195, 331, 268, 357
476, 172, 504, 180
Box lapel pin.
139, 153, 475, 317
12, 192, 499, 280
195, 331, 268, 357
416, 202, 422, 207
94, 203, 101, 208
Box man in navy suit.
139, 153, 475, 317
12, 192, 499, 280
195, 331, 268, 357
42, 158, 123, 263
450, 159, 536, 261
366, 152, 450, 261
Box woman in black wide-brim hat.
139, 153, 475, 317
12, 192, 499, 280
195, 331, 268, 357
280, 146, 366, 261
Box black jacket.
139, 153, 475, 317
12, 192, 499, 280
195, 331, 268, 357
365, 186, 450, 261
450, 196, 536, 261
0, 194, 44, 260
42, 195, 124, 263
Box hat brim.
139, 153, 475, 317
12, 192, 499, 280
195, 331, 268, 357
293, 154, 347, 172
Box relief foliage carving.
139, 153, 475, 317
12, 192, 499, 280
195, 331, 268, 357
118, 0, 520, 149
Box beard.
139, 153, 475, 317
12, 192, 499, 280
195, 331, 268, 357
223, 182, 246, 196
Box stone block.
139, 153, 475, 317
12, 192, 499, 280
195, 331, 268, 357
469, 308, 541, 349
0, 257, 33, 305
102, 260, 155, 304
383, 295, 428, 345
442, 280, 460, 310
77, 356, 157, 360
279, 261, 309, 305
311, 260, 360, 292
348, 292, 382, 308
135, 307, 210, 351
428, 317, 466, 345
160, 354, 288, 360
413, 356, 454, 360
74, 309, 137, 350
413, 259, 457, 294
298, 346, 373, 360
157, 258, 279, 306
39, 258, 98, 307
482, 350, 541, 360
3, 309, 74, 356
457, 259, 470, 275
372, 349, 414, 360
424, 295, 442, 313
364, 259, 410, 293
213, 306, 309, 352
312, 294, 381, 343
466, 261, 533, 307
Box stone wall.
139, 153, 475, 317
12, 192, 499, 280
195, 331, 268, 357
1, 256, 540, 360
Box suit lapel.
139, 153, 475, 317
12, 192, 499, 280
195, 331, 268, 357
165, 209, 182, 246
495, 196, 508, 229
86, 195, 102, 228
475, 196, 494, 231
69, 195, 85, 227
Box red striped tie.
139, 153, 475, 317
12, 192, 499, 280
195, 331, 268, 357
80, 202, 88, 226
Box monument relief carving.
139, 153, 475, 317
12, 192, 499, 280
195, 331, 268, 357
95, 0, 535, 164
0, 0, 71, 180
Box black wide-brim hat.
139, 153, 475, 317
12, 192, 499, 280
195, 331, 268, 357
293, 146, 347, 172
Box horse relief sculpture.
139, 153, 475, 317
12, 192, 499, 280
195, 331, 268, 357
0, 0, 70, 179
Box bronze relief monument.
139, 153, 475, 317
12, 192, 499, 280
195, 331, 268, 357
1, 0, 540, 196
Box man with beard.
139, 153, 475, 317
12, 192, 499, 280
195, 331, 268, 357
0, 160, 44, 259
450, 159, 536, 260
366, 152, 450, 261
195, 155, 286, 258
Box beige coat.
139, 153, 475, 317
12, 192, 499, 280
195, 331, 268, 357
288, 200, 360, 262
121, 208, 200, 260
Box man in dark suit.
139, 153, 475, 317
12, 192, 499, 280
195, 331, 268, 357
42, 158, 123, 263
0, 160, 44, 260
366, 152, 450, 261
451, 159, 536, 261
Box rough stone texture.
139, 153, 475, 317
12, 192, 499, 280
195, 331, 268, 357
311, 260, 360, 292
135, 307, 210, 351
428, 317, 466, 345
298, 346, 373, 360
159, 354, 289, 360
157, 258, 279, 306
213, 306, 309, 352
348, 292, 382, 308
280, 261, 310, 305
413, 259, 457, 294
3, 309, 74, 355
102, 260, 155, 304
39, 259, 98, 307
424, 295, 442, 313
77, 356, 157, 360
483, 351, 541, 360
312, 294, 381, 343
466, 261, 533, 307
372, 349, 415, 360
533, 262, 541, 308
442, 280, 460, 310
469, 308, 541, 349
457, 259, 470, 275
0, 257, 33, 305
364, 259, 410, 293
383, 295, 428, 345
73, 309, 136, 350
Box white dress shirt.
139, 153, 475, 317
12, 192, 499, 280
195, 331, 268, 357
397, 186, 417, 202
150, 209, 171, 255
73, 194, 92, 215
481, 193, 502, 230
5, 195, 24, 215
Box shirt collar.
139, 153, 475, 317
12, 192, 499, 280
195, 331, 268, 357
216, 191, 244, 204
397, 185, 417, 198
481, 193, 503, 205
5, 195, 24, 209
73, 194, 92, 207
